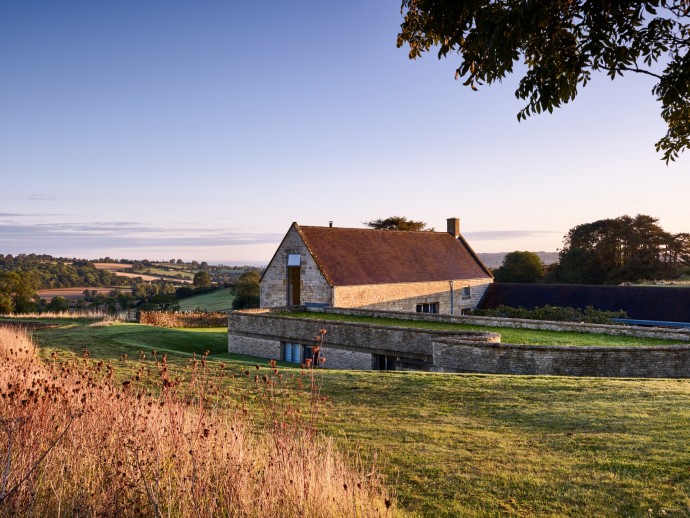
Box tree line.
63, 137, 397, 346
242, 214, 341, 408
0, 252, 264, 314
0, 254, 128, 289
495, 215, 690, 284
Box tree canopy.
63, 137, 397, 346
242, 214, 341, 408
554, 214, 690, 283
494, 251, 545, 283
0, 253, 124, 289
398, 1, 690, 162
0, 271, 39, 314
193, 271, 212, 289
232, 270, 261, 310
364, 216, 433, 231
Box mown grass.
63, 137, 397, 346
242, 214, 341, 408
18, 319, 690, 516
178, 287, 235, 312
27, 322, 266, 365
288, 311, 688, 347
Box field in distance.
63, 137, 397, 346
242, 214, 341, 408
36, 287, 126, 302
93, 262, 131, 271
178, 287, 234, 312
94, 262, 192, 283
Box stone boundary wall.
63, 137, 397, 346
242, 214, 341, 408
305, 306, 690, 341
229, 307, 690, 377
140, 311, 228, 328
432, 338, 690, 378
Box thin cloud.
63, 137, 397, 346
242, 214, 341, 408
0, 212, 64, 217
0, 221, 283, 251
26, 194, 57, 201
463, 230, 562, 241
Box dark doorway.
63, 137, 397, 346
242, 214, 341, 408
288, 266, 301, 305
372, 354, 397, 371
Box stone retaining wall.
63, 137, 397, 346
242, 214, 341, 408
432, 338, 690, 378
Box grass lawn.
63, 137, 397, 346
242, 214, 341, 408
178, 287, 235, 312
10, 318, 690, 516
288, 311, 688, 347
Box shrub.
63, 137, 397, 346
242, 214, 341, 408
471, 304, 628, 324
139, 311, 228, 328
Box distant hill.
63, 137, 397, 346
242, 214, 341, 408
478, 252, 559, 269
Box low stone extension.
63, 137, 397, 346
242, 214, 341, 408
228, 308, 498, 371
228, 306, 690, 377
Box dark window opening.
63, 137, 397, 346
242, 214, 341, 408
416, 302, 439, 314
373, 354, 397, 370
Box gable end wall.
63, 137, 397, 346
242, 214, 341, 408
260, 226, 332, 308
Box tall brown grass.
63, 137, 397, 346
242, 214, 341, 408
0, 309, 120, 320
0, 327, 395, 516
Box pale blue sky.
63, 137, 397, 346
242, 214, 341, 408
1, 1, 688, 264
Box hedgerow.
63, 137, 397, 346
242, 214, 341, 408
471, 305, 628, 324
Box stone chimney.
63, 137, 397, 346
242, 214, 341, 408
447, 218, 460, 238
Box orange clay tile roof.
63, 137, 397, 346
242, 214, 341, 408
297, 225, 492, 287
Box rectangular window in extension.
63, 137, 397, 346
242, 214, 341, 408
415, 302, 439, 314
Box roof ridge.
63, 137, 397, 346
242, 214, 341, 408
299, 225, 447, 234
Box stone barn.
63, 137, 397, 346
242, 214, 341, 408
260, 218, 493, 315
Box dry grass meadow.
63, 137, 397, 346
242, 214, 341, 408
0, 327, 396, 517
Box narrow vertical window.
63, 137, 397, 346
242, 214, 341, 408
286, 254, 301, 305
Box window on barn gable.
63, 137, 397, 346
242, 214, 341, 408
416, 303, 439, 314
461, 286, 471, 299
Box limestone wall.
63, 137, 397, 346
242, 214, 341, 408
260, 226, 332, 308
333, 278, 491, 315
229, 335, 281, 359
433, 338, 690, 378
320, 346, 373, 370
